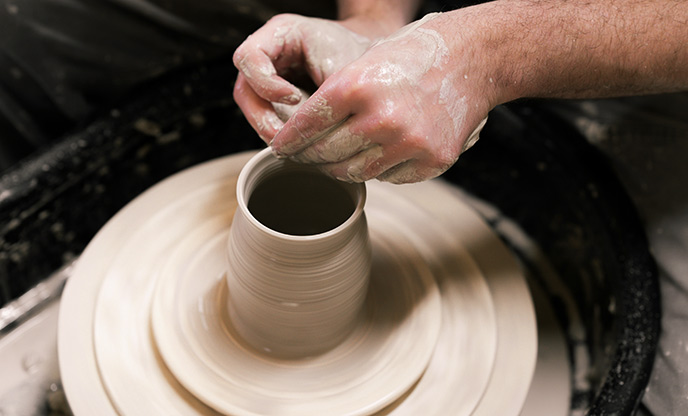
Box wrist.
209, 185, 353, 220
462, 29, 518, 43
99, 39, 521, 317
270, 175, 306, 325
438, 4, 530, 107
337, 1, 420, 38
415, 10, 506, 113
338, 15, 405, 38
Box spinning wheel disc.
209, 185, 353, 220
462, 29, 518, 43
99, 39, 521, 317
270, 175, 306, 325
58, 151, 536, 416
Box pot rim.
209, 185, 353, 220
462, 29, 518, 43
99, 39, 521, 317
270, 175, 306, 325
235, 147, 367, 242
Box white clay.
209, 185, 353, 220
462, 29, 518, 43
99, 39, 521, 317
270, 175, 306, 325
439, 77, 468, 139
225, 148, 371, 358
256, 112, 284, 141
462, 117, 488, 152
293, 128, 371, 164
58, 150, 538, 416
343, 145, 385, 182
236, 54, 275, 82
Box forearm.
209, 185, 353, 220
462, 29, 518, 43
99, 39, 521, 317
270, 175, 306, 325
430, 0, 688, 106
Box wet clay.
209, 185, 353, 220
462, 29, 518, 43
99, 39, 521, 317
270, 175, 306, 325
58, 151, 537, 416
248, 169, 355, 235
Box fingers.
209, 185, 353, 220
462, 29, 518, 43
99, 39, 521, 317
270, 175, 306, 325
270, 83, 354, 156
321, 154, 438, 185
374, 118, 488, 184
286, 113, 481, 184
233, 74, 285, 143
318, 145, 391, 182
283, 112, 413, 183
233, 12, 489, 184
268, 73, 443, 183
376, 160, 435, 184
290, 119, 370, 164
234, 51, 302, 105
232, 17, 303, 104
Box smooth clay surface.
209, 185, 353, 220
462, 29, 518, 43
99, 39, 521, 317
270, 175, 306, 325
225, 149, 374, 360
58, 150, 538, 416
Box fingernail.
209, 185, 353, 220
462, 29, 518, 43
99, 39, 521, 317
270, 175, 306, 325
280, 91, 301, 105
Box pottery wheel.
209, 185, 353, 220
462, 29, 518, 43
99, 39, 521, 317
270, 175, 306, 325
58, 151, 537, 415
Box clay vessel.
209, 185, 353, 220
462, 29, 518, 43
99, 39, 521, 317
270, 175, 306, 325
226, 148, 371, 358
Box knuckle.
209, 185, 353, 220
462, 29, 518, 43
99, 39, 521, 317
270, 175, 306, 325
290, 111, 316, 138
267, 14, 287, 25
346, 75, 367, 100
268, 13, 298, 27
360, 105, 402, 137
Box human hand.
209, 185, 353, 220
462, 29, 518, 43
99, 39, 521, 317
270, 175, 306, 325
270, 13, 491, 184
232, 14, 375, 143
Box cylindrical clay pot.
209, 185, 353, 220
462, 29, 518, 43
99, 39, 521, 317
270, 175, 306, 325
226, 148, 371, 359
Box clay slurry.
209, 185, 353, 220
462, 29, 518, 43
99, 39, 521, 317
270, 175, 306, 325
248, 170, 356, 236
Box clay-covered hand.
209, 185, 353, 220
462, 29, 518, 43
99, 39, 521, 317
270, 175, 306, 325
270, 14, 491, 184
232, 14, 375, 142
